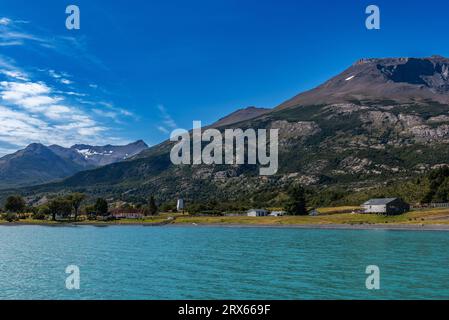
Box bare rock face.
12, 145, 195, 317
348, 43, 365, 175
427, 115, 449, 123
398, 114, 424, 128
407, 124, 449, 142
339, 156, 373, 174
360, 111, 424, 130
324, 103, 369, 115
271, 120, 321, 140
360, 111, 399, 129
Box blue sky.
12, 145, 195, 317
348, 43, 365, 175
1, 0, 449, 155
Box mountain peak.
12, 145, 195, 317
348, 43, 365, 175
277, 55, 449, 109
129, 140, 148, 147
23, 143, 49, 153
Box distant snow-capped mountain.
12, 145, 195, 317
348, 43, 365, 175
0, 140, 148, 189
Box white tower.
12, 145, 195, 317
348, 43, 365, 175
177, 198, 184, 212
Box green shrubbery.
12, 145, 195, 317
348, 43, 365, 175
3, 165, 449, 221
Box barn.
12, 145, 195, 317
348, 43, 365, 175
247, 209, 269, 217
362, 198, 410, 215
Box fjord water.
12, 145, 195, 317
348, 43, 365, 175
1, 225, 449, 300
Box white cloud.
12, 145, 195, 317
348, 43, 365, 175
0, 75, 110, 149
0, 18, 12, 26
0, 17, 28, 26
44, 105, 72, 120
0, 69, 28, 81
60, 78, 73, 85
0, 81, 50, 99
0, 40, 23, 46
64, 91, 86, 97
48, 69, 73, 85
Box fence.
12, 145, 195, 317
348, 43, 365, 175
412, 203, 449, 209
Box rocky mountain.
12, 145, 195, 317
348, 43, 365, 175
6, 55, 449, 206
0, 143, 84, 188
49, 140, 149, 167
0, 141, 148, 189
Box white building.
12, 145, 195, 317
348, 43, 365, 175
269, 211, 286, 217
247, 209, 269, 217
362, 198, 410, 215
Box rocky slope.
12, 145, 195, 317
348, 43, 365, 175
211, 106, 270, 127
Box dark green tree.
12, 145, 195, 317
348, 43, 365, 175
148, 195, 158, 216
94, 198, 109, 216
34, 205, 50, 220
48, 198, 73, 221
67, 193, 86, 221
285, 184, 308, 216
4, 195, 26, 213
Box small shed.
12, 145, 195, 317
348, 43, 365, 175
362, 198, 410, 215
247, 209, 269, 217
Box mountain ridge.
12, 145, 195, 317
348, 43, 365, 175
276, 55, 449, 109
4, 55, 449, 207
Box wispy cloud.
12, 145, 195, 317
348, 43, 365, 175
47, 69, 74, 85
0, 18, 12, 26
156, 126, 170, 134
156, 104, 177, 134
0, 69, 28, 81
79, 100, 137, 123
0, 17, 28, 26
0, 16, 107, 70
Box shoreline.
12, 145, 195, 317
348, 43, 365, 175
2, 221, 449, 231
169, 223, 449, 232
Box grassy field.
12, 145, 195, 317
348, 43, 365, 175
3, 208, 449, 226
173, 208, 449, 226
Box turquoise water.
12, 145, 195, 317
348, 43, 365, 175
1, 225, 449, 300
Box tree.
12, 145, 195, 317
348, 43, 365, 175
67, 193, 86, 221
4, 195, 26, 213
34, 205, 50, 220
48, 198, 73, 221
94, 198, 109, 216
159, 201, 176, 213
148, 195, 158, 216
285, 184, 308, 216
